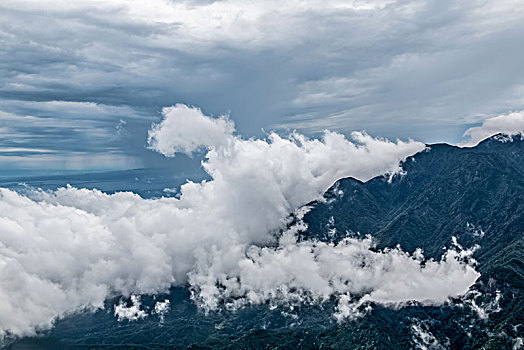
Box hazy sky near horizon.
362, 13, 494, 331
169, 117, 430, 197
1, 0, 524, 173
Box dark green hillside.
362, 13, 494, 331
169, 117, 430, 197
302, 134, 524, 342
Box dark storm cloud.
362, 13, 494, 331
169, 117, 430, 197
1, 0, 524, 171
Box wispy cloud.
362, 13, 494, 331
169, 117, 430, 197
0, 148, 55, 153
0, 103, 145, 170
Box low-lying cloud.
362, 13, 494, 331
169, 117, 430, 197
0, 105, 480, 338
190, 226, 479, 317
462, 111, 524, 146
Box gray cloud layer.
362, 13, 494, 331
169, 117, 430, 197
1, 0, 524, 171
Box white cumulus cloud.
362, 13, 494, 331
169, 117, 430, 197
0, 104, 481, 338
189, 228, 479, 315
148, 104, 235, 156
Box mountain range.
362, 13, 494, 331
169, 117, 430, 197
6, 134, 523, 349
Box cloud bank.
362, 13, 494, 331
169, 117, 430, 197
0, 105, 480, 338
462, 111, 524, 146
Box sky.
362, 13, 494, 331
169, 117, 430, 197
1, 0, 524, 174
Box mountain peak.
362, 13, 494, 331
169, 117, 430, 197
476, 132, 524, 147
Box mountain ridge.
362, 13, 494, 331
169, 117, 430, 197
299, 133, 523, 346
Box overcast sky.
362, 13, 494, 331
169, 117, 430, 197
1, 0, 524, 174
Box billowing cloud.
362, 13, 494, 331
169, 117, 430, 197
0, 105, 480, 338
461, 111, 524, 146
190, 228, 479, 316
148, 104, 235, 156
